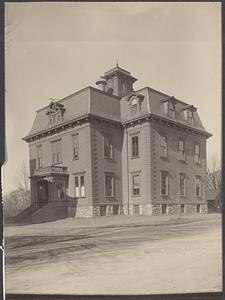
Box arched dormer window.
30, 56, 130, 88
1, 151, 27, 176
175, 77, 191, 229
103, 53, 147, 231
126, 93, 144, 115
131, 97, 138, 114
46, 101, 65, 125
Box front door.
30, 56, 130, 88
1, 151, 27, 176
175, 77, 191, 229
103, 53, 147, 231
37, 181, 49, 206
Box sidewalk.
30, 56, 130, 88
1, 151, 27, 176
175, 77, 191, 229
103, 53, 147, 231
5, 213, 221, 237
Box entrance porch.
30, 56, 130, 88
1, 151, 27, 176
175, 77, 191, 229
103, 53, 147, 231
32, 165, 69, 208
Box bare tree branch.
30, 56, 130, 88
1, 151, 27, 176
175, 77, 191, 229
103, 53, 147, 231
207, 156, 221, 190
5, 5, 23, 49
13, 161, 30, 191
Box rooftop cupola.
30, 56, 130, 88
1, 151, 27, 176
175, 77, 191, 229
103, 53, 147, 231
98, 62, 138, 98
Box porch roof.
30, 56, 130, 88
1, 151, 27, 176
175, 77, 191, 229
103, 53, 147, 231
33, 166, 69, 177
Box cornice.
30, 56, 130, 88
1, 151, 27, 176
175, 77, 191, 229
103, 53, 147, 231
23, 112, 212, 143
23, 114, 121, 143
122, 113, 212, 139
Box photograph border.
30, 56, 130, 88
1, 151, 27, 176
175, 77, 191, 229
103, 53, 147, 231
1, 1, 224, 299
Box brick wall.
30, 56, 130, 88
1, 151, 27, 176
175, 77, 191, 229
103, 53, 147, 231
150, 121, 207, 206
90, 121, 123, 206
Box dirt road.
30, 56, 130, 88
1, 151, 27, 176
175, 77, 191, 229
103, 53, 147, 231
5, 214, 222, 295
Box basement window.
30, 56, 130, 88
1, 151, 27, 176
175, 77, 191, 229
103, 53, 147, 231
162, 204, 167, 215
196, 204, 201, 213
133, 204, 140, 215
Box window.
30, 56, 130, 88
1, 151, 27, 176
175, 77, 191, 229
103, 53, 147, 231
179, 174, 186, 196
121, 80, 126, 92
72, 134, 79, 159
49, 111, 62, 124
195, 176, 202, 197
160, 172, 168, 196
131, 135, 139, 158
37, 145, 42, 168
181, 204, 185, 214
133, 204, 140, 215
178, 139, 185, 161
185, 109, 193, 125
52, 140, 62, 164
75, 174, 86, 198
132, 174, 140, 196
104, 173, 114, 197
130, 98, 138, 114
113, 205, 119, 215
47, 102, 65, 125
104, 135, 113, 159
167, 101, 175, 118
100, 205, 107, 216
196, 204, 201, 213
162, 204, 167, 215
194, 143, 201, 164
57, 183, 65, 199
159, 134, 168, 158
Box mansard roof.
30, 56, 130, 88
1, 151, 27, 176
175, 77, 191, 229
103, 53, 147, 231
24, 86, 121, 140
120, 87, 211, 137
24, 81, 211, 142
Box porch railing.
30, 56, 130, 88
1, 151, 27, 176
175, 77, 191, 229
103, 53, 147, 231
34, 165, 68, 176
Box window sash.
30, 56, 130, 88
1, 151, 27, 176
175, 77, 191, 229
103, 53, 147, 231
187, 110, 193, 125
195, 144, 200, 155
37, 146, 42, 167
132, 174, 140, 196
179, 174, 186, 196
75, 175, 86, 198
178, 140, 184, 151
178, 140, 185, 161
194, 144, 201, 163
160, 135, 167, 157
167, 102, 175, 118
132, 136, 139, 157
160, 172, 168, 195
104, 136, 113, 159
52, 140, 62, 163
195, 177, 201, 197
105, 175, 114, 197
73, 134, 79, 159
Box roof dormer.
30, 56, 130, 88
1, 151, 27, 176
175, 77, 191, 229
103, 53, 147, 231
162, 96, 177, 119
182, 105, 197, 126
46, 100, 65, 126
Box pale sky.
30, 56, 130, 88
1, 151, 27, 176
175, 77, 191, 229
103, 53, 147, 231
4, 2, 221, 194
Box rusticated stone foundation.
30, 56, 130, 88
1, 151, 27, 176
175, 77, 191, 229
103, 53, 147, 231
200, 204, 208, 214
73, 203, 208, 218
151, 204, 162, 216
185, 204, 197, 214
167, 204, 179, 215
75, 206, 93, 218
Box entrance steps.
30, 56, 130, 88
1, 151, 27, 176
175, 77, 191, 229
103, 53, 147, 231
13, 201, 71, 224
31, 201, 69, 223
